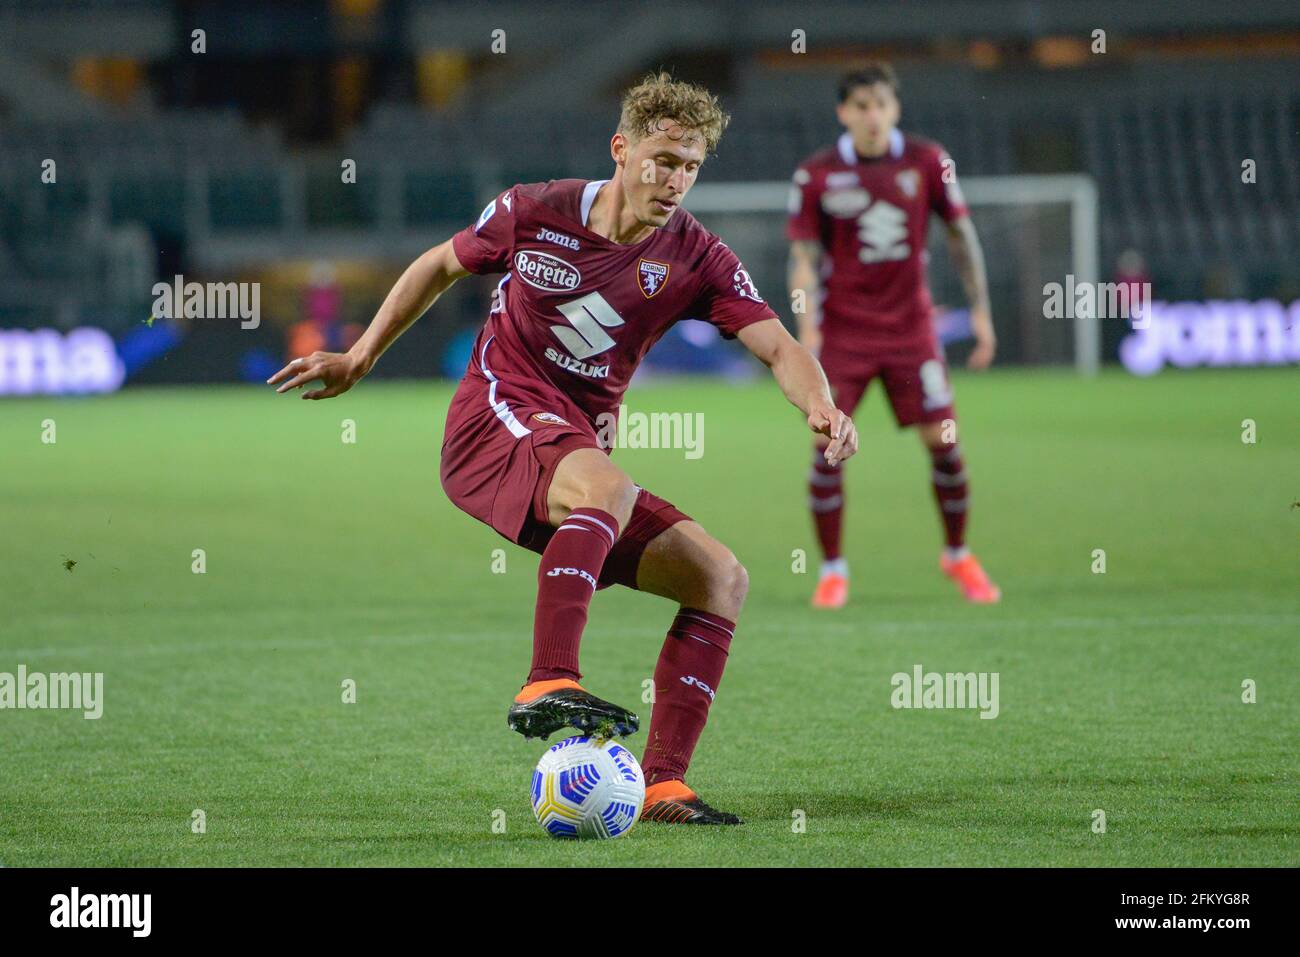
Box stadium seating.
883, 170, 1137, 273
2, 79, 1297, 328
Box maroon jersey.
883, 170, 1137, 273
451, 179, 776, 427
787, 130, 968, 357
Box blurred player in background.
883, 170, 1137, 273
270, 74, 857, 825
787, 63, 1001, 608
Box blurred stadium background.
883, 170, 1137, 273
1, 0, 1297, 393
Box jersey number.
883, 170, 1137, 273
551, 292, 625, 360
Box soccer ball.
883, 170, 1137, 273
530, 736, 645, 839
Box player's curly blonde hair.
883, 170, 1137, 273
617, 72, 730, 155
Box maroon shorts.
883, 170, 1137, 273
821, 345, 956, 427
439, 371, 691, 590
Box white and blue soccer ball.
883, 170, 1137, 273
530, 736, 645, 839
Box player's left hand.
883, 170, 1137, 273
808, 405, 858, 466
267, 350, 368, 399
967, 327, 997, 370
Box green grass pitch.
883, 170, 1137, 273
1, 367, 1296, 866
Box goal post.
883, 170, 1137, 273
684, 174, 1101, 375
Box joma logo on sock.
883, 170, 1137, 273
680, 675, 715, 700
545, 566, 597, 589
50, 887, 151, 937
890, 664, 999, 719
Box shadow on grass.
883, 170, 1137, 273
749, 789, 964, 822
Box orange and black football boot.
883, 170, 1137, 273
940, 552, 1001, 604
507, 678, 639, 740
640, 779, 743, 825
811, 572, 849, 609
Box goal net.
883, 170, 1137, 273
684, 174, 1101, 374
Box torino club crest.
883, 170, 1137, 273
638, 259, 669, 299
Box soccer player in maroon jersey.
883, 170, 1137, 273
268, 74, 858, 825
787, 63, 1001, 609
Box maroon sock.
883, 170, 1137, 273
929, 443, 968, 549
528, 508, 620, 683
809, 450, 844, 562
641, 608, 735, 785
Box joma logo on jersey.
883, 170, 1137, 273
638, 259, 669, 299
536, 228, 580, 251
513, 250, 581, 292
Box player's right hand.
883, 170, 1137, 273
267, 350, 369, 400
808, 405, 858, 467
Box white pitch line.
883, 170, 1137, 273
6, 613, 1296, 659
750, 612, 1300, 633
2, 631, 462, 660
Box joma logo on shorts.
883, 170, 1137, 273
546, 566, 597, 589
680, 675, 716, 700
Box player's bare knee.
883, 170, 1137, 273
918, 421, 950, 450
574, 470, 636, 528
725, 557, 750, 608
701, 551, 748, 616
550, 450, 637, 528
605, 475, 638, 529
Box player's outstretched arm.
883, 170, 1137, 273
787, 240, 823, 356
944, 215, 996, 370
268, 238, 469, 399
737, 318, 858, 467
